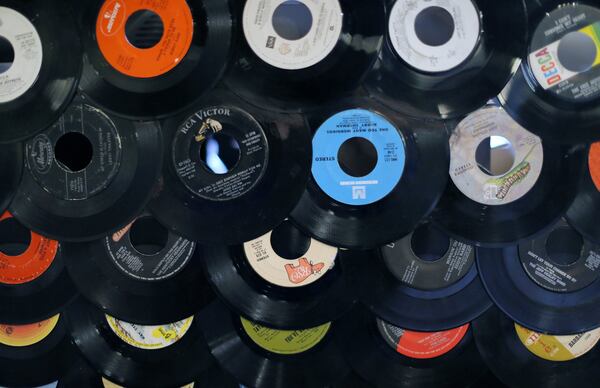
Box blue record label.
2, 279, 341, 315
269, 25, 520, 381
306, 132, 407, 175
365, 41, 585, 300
311, 109, 405, 206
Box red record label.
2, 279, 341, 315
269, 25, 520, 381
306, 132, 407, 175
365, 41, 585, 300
590, 142, 600, 192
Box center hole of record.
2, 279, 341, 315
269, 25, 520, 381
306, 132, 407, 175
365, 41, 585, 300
54, 132, 94, 173
545, 227, 583, 266
414, 6, 455, 47
199, 132, 241, 175
337, 137, 378, 178
0, 218, 31, 256
129, 216, 169, 256
410, 223, 450, 262
125, 9, 165, 49
270, 220, 311, 260
475, 136, 515, 176
557, 31, 598, 73
0, 36, 14, 75
272, 0, 313, 41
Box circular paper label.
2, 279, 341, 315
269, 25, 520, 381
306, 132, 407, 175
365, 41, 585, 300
105, 315, 193, 350
0, 7, 43, 103
312, 109, 405, 206
528, 4, 600, 102
449, 106, 543, 205
377, 319, 469, 359
0, 314, 60, 347
515, 323, 600, 361
589, 142, 600, 191
388, 0, 480, 73
95, 0, 194, 78
102, 378, 194, 388
240, 317, 330, 355
243, 0, 343, 70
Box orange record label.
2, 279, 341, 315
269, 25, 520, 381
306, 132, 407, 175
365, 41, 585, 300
589, 142, 600, 191
0, 211, 58, 285
0, 314, 60, 347
96, 0, 194, 78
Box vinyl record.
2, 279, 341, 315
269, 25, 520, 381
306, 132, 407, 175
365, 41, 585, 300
567, 142, 600, 243
203, 219, 355, 329
9, 94, 163, 242
500, 0, 600, 144
66, 298, 215, 388
63, 211, 214, 325
0, 314, 75, 387
290, 98, 449, 250
477, 218, 600, 334
348, 221, 492, 331
432, 104, 585, 247
149, 90, 312, 245
334, 307, 488, 388
199, 301, 350, 388
365, 0, 527, 119
57, 356, 103, 388
223, 0, 384, 112
473, 307, 600, 388
0, 0, 81, 144
0, 142, 22, 213
75, 0, 233, 119
0, 212, 77, 324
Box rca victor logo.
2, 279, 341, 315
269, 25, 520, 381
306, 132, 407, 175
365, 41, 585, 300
100, 0, 125, 36
195, 118, 223, 142
284, 258, 325, 284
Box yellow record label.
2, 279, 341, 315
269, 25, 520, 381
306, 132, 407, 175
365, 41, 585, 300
106, 315, 193, 350
515, 323, 600, 361
0, 314, 60, 347
102, 378, 194, 388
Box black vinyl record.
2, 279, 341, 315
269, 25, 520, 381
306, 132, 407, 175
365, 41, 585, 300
149, 89, 312, 245
500, 0, 600, 144
0, 0, 81, 144
63, 211, 214, 325
203, 219, 355, 329
199, 301, 350, 388
223, 0, 384, 112
477, 218, 600, 334
9, 95, 163, 242
0, 142, 22, 213
334, 307, 488, 388
76, 0, 233, 120
348, 221, 492, 331
66, 297, 215, 388
473, 307, 600, 388
290, 98, 449, 250
57, 356, 103, 388
432, 104, 585, 247
365, 0, 527, 119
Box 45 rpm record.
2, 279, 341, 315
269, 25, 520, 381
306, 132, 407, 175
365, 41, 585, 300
63, 211, 214, 325
473, 307, 600, 388
500, 0, 600, 144
57, 355, 103, 388
75, 0, 233, 119
9, 95, 163, 242
0, 212, 77, 324
477, 218, 600, 334
0, 0, 81, 144
199, 301, 350, 388
0, 142, 22, 213
334, 307, 488, 388
66, 298, 215, 388
223, 0, 384, 112
432, 104, 585, 247
203, 219, 355, 329
365, 0, 527, 119
348, 221, 492, 331
290, 98, 449, 250
149, 90, 312, 245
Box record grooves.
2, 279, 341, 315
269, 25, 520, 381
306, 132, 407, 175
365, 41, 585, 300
0, 142, 22, 213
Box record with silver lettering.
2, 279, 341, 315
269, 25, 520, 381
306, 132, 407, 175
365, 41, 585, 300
0, 142, 22, 213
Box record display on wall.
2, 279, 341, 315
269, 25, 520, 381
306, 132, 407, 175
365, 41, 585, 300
0, 142, 22, 213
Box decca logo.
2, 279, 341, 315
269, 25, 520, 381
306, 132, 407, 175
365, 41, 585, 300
534, 47, 562, 87
100, 0, 125, 36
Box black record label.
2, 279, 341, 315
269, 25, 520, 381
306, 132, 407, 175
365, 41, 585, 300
172, 107, 269, 201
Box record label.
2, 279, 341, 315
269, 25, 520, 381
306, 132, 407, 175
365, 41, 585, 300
102, 378, 195, 388
25, 103, 122, 201
515, 323, 600, 361
243, 230, 337, 287
388, 0, 480, 73
172, 107, 269, 201
105, 315, 193, 350
590, 142, 600, 191
0, 314, 59, 347
528, 4, 600, 102
312, 109, 405, 206
242, 0, 343, 70
376, 319, 468, 359
240, 318, 331, 355
95, 0, 194, 78
449, 106, 543, 205
0, 7, 43, 103
0, 212, 58, 285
